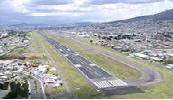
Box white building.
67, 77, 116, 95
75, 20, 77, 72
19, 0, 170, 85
166, 64, 173, 69
133, 53, 150, 60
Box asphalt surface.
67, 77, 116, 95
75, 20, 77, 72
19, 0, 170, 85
41, 34, 141, 94
28, 79, 44, 99
28, 78, 45, 99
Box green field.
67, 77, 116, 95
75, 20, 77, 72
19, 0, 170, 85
44, 33, 173, 99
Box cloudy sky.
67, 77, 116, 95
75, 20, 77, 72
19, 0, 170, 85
0, 0, 173, 25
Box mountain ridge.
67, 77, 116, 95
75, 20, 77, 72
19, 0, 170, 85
106, 9, 173, 24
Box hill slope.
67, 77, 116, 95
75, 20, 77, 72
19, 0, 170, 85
108, 9, 173, 24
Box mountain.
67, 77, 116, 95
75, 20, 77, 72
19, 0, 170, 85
89, 9, 173, 34
152, 9, 173, 21
107, 9, 173, 24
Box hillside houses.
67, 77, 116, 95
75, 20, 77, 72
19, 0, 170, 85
0, 31, 31, 56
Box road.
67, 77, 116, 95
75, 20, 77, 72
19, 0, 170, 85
27, 75, 46, 99
18, 73, 46, 99
41, 34, 142, 94
28, 77, 45, 99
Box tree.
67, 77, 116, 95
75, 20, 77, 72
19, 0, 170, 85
4, 81, 29, 99
90, 40, 93, 44
98, 34, 101, 39
21, 81, 29, 97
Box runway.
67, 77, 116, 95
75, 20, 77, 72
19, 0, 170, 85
41, 34, 142, 94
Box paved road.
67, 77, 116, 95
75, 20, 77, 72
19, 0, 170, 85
65, 36, 163, 86
18, 73, 46, 99
28, 78, 45, 99
41, 34, 141, 94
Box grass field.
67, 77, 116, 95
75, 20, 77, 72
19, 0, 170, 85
31, 32, 100, 98
44, 33, 173, 99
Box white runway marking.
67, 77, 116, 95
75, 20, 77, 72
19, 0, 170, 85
74, 64, 82, 68
90, 63, 96, 66
108, 79, 128, 86
94, 79, 128, 88
94, 81, 112, 88
64, 54, 69, 57
74, 53, 79, 56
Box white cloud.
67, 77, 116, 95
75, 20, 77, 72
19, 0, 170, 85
1, 0, 173, 22
73, 0, 89, 6
0, 0, 30, 13
31, 4, 91, 12
26, 0, 92, 16
29, 12, 85, 16
26, 0, 173, 20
